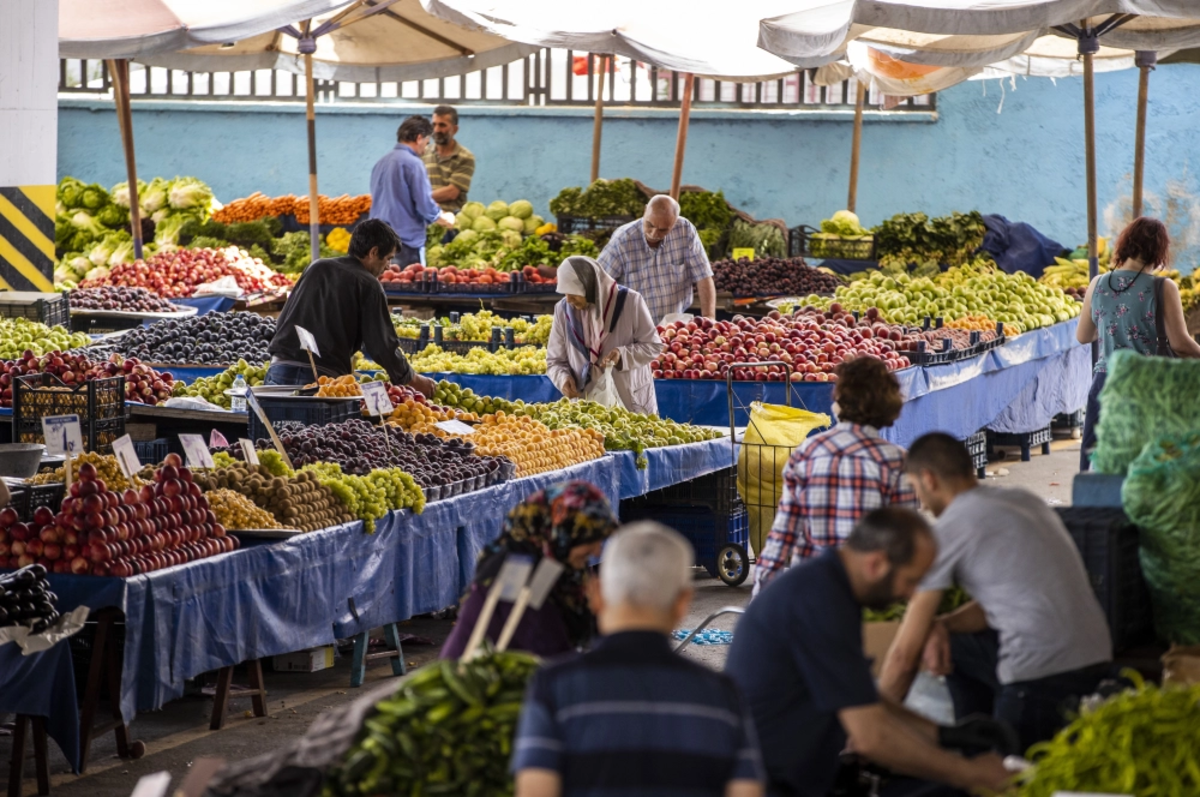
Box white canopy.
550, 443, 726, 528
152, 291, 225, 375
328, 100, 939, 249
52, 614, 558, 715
59, 0, 355, 59
420, 0, 800, 81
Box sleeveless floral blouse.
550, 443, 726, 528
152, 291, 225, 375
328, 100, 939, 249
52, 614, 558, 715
1091, 270, 1158, 373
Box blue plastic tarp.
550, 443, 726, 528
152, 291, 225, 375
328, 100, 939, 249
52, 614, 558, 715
980, 215, 1066, 279
172, 296, 237, 315
613, 435, 735, 499
0, 641, 81, 772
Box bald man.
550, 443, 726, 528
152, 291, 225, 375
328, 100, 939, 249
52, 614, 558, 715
597, 195, 716, 322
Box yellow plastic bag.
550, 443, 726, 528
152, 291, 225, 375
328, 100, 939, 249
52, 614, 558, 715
736, 402, 831, 555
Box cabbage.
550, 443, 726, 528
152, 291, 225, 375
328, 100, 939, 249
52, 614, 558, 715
508, 199, 534, 220
80, 184, 110, 211
500, 229, 522, 248
484, 201, 509, 221
471, 216, 497, 233
154, 212, 193, 245
140, 178, 169, 214
454, 212, 474, 231
523, 215, 544, 234
53, 264, 74, 285
70, 210, 106, 237
111, 179, 146, 209
98, 203, 129, 229
87, 235, 119, 267
460, 201, 485, 220
109, 237, 136, 265
151, 208, 171, 224
66, 254, 91, 278
497, 216, 524, 232
55, 217, 75, 249
168, 176, 214, 213
820, 209, 868, 236
455, 229, 480, 244
84, 265, 111, 283
58, 177, 87, 210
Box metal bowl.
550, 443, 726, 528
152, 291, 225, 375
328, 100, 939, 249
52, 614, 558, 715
0, 443, 46, 479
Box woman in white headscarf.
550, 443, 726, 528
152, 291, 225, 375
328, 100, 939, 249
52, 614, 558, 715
547, 256, 663, 415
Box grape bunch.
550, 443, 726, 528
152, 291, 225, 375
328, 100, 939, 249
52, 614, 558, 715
299, 462, 423, 533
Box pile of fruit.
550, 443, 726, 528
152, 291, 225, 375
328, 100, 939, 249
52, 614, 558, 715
196, 460, 355, 532
409, 345, 547, 376
466, 413, 606, 477
1038, 257, 1105, 298
0, 565, 60, 631
204, 489, 290, 531
653, 312, 913, 382
0, 318, 91, 359
519, 399, 722, 457
386, 395, 476, 434
395, 312, 553, 347
117, 312, 276, 366
430, 381, 514, 417
80, 247, 291, 298
69, 286, 182, 314
300, 462, 426, 532
314, 375, 362, 398
944, 315, 1010, 334
380, 263, 513, 288
2, 350, 175, 408
711, 256, 842, 297
29, 451, 131, 491
172, 361, 268, 409
906, 325, 1000, 353
213, 192, 371, 226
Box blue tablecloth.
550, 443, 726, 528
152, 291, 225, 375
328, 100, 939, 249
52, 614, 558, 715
172, 296, 236, 315
429, 373, 561, 404
0, 641, 81, 772
612, 435, 735, 500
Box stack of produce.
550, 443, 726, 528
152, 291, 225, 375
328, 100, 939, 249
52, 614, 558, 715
314, 375, 362, 397
679, 190, 734, 259
0, 565, 60, 632
204, 489, 291, 531
906, 325, 1000, 352
0, 318, 91, 359
727, 219, 788, 258
519, 399, 722, 456
326, 227, 352, 253
69, 286, 183, 313
386, 395, 477, 434
212, 193, 371, 226
451, 199, 544, 236
652, 312, 913, 382
1037, 257, 1106, 299
425, 229, 596, 273
29, 451, 132, 491
873, 211, 986, 274
711, 256, 842, 297
394, 312, 553, 347
80, 247, 291, 298
177, 218, 337, 275
296, 463, 424, 532
408, 345, 547, 375
381, 263, 514, 287
466, 413, 606, 477
172, 361, 268, 409
1, 350, 175, 407
944, 315, 1013, 335
549, 179, 645, 219
326, 652, 539, 797
807, 210, 873, 259
117, 313, 276, 366
196, 460, 356, 532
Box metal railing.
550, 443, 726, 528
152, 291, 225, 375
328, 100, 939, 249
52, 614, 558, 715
59, 53, 934, 111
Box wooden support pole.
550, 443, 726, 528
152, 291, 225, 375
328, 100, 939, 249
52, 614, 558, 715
1132, 53, 1155, 219
107, 59, 143, 260
305, 51, 320, 262
590, 55, 606, 184
848, 81, 865, 213
670, 73, 695, 200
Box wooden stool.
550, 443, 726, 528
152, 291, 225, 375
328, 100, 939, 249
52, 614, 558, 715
77, 608, 144, 772
209, 659, 268, 730
349, 624, 406, 688
6, 715, 49, 797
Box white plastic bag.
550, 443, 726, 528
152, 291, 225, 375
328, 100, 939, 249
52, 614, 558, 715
193, 275, 242, 297
585, 366, 624, 409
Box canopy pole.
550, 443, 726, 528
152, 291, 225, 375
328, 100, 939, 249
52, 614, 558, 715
590, 55, 606, 184
304, 50, 320, 262
848, 80, 865, 213
1081, 32, 1099, 365
1132, 51, 1156, 219
670, 73, 695, 200
107, 59, 143, 261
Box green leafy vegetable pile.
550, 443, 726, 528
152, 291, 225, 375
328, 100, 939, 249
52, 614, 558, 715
873, 210, 986, 272
862, 585, 971, 623
548, 178, 646, 219
728, 219, 787, 258
325, 651, 539, 797
678, 190, 734, 259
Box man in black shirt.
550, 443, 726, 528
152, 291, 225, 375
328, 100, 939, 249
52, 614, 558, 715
266, 220, 436, 397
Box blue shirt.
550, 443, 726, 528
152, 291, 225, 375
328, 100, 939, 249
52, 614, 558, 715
726, 550, 878, 797
513, 630, 764, 796
598, 218, 712, 323
369, 144, 442, 247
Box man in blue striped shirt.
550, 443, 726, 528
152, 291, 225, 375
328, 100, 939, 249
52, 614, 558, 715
369, 116, 454, 267
512, 522, 764, 797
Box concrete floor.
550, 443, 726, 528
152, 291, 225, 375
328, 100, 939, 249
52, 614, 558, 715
4, 434, 1084, 796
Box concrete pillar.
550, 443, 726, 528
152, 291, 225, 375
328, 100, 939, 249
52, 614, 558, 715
0, 0, 58, 290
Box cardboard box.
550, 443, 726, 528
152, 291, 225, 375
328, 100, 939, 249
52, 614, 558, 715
862, 621, 902, 677
272, 645, 335, 673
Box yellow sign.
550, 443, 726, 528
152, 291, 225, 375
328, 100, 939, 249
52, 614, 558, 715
731, 248, 755, 261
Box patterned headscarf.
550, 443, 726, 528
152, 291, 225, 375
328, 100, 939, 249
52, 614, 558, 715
474, 480, 618, 646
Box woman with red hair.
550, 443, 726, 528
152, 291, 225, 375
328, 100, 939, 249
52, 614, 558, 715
1076, 217, 1200, 470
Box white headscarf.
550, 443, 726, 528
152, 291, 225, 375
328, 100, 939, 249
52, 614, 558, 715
557, 256, 620, 361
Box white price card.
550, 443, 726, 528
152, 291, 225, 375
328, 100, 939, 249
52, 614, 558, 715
435, 419, 475, 435
238, 438, 260, 466
129, 771, 172, 797
178, 434, 215, 469
41, 415, 83, 456
527, 558, 566, 610
295, 325, 320, 356
111, 434, 142, 482
495, 554, 534, 602
361, 381, 394, 417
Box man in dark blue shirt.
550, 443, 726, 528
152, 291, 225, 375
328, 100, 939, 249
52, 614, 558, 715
726, 507, 1013, 797
513, 521, 764, 797
369, 116, 453, 267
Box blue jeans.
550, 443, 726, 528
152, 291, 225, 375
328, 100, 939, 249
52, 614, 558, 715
265, 362, 317, 386
395, 242, 424, 267
1080, 370, 1107, 471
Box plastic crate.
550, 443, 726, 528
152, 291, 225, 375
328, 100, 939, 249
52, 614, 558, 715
8, 482, 66, 522
248, 394, 364, 445
1052, 409, 1085, 430
4, 484, 29, 521
0, 292, 70, 329
903, 340, 970, 366
555, 215, 635, 236
13, 373, 126, 454
788, 225, 876, 261
986, 425, 1053, 462
631, 467, 740, 517
620, 502, 750, 587
133, 438, 170, 465
964, 430, 987, 479
1054, 506, 1155, 653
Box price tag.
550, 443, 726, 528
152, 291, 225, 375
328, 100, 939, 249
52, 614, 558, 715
238, 438, 260, 466
295, 325, 320, 357
41, 415, 83, 456
209, 429, 230, 449
495, 554, 534, 601
245, 391, 294, 470
731, 247, 755, 261
361, 381, 394, 417
435, 419, 475, 435
178, 434, 215, 469
111, 434, 142, 483
527, 558, 566, 610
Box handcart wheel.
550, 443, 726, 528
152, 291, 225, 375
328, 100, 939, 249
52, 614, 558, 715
127, 740, 146, 759
716, 543, 749, 587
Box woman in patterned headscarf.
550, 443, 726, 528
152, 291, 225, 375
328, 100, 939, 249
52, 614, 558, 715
440, 481, 619, 659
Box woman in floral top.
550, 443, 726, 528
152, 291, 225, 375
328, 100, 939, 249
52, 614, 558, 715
1076, 217, 1200, 470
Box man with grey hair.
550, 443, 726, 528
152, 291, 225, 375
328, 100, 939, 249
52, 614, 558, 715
598, 195, 716, 322
512, 522, 764, 797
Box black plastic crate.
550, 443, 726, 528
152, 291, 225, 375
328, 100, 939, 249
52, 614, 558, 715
986, 425, 1053, 462
4, 484, 29, 520
1052, 410, 1085, 430
555, 215, 635, 236
248, 394, 364, 445
620, 502, 750, 586
628, 467, 740, 517
9, 482, 66, 522
963, 430, 987, 479
13, 373, 126, 454
1054, 506, 1154, 653
0, 292, 70, 329
133, 438, 170, 465
788, 225, 876, 261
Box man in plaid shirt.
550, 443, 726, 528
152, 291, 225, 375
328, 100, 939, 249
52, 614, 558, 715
598, 195, 716, 322
753, 357, 919, 596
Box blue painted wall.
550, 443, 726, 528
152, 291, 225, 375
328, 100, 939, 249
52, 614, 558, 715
58, 63, 1200, 265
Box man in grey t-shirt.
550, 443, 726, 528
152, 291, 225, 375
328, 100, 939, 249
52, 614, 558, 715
878, 433, 1112, 750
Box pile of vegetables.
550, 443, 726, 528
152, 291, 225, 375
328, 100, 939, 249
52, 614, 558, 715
679, 190, 734, 259
728, 219, 788, 258
451, 199, 544, 237
427, 229, 596, 273
873, 210, 986, 273
549, 178, 646, 219
212, 192, 370, 226
325, 651, 539, 797
808, 209, 874, 259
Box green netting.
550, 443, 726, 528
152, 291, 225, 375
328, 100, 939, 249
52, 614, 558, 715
1092, 350, 1200, 475
1122, 431, 1200, 644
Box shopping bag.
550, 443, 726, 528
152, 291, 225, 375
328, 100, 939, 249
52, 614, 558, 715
736, 401, 830, 555
585, 366, 624, 409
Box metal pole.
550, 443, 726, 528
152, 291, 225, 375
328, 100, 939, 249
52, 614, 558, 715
590, 55, 606, 184
1132, 51, 1156, 219
305, 51, 320, 262
848, 81, 865, 212
670, 73, 695, 200
108, 59, 143, 260
1081, 33, 1099, 364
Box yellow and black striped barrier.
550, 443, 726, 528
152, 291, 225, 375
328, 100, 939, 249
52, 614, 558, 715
0, 184, 55, 291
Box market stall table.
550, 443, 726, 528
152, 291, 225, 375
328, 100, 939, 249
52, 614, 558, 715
0, 640, 82, 782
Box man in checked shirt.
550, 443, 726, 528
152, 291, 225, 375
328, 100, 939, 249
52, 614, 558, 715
752, 356, 919, 597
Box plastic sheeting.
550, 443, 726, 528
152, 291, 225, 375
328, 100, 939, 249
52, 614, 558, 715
981, 214, 1066, 278
172, 295, 237, 315
613, 434, 735, 499
0, 641, 81, 772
